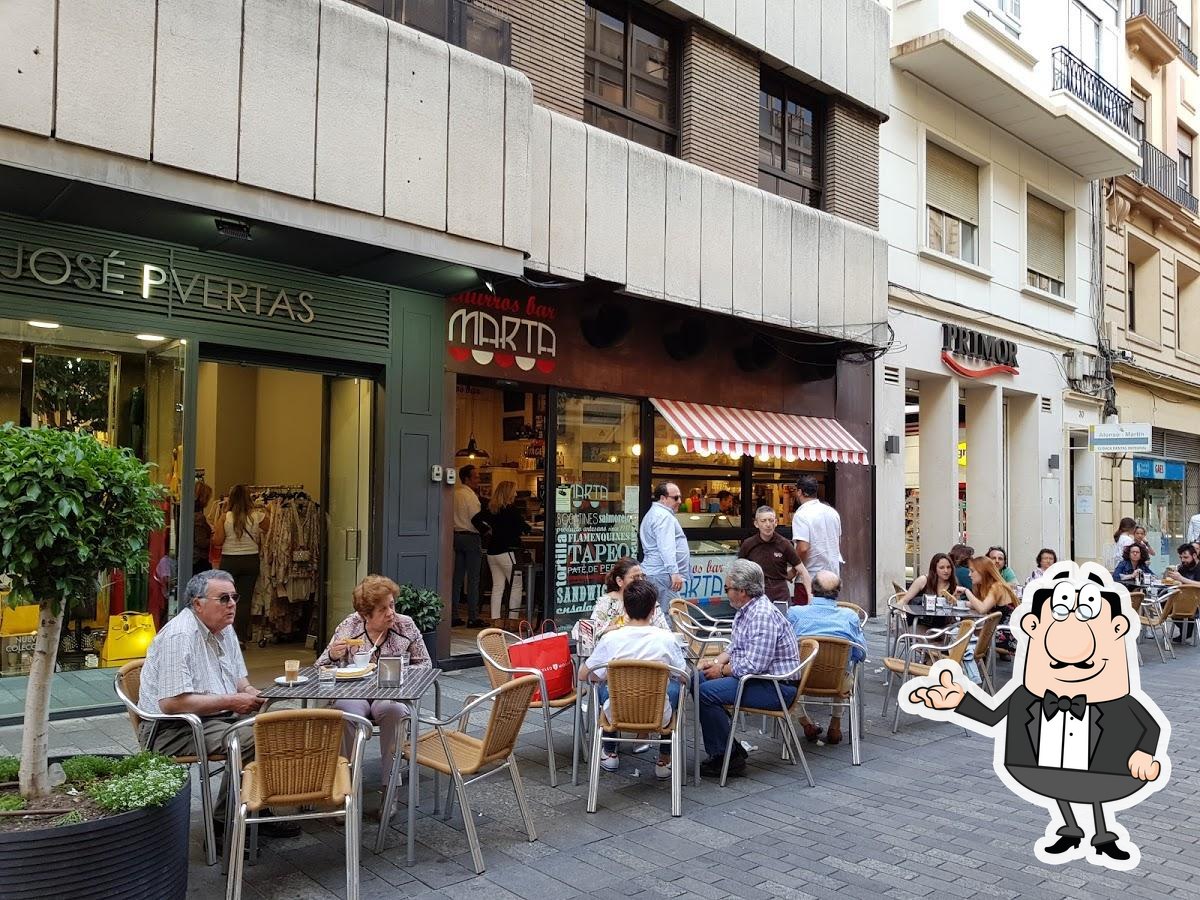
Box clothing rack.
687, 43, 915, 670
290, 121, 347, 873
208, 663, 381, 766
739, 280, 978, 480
246, 483, 305, 494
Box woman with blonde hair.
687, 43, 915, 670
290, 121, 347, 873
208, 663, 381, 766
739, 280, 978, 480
481, 480, 530, 623
213, 484, 270, 643
318, 575, 431, 790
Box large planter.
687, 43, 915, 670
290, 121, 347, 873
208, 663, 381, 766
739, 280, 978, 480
422, 629, 438, 664
0, 764, 190, 900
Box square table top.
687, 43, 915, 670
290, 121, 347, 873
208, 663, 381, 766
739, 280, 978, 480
258, 665, 441, 703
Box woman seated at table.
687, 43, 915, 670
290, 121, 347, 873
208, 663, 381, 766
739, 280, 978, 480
958, 556, 1018, 654
573, 557, 669, 639
579, 579, 685, 780
1113, 541, 1153, 585
899, 553, 959, 630
1027, 548, 1057, 585
316, 575, 431, 790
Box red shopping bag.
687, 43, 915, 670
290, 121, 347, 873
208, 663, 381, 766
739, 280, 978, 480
509, 621, 573, 702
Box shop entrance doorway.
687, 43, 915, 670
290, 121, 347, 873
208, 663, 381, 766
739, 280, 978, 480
450, 377, 548, 658
194, 356, 374, 683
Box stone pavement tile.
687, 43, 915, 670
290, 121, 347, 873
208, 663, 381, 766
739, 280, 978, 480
663, 873, 735, 900
656, 815, 742, 850
482, 859, 584, 899
436, 878, 523, 900
523, 848, 629, 890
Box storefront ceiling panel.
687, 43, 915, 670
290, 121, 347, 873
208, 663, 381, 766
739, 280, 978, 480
651, 397, 870, 465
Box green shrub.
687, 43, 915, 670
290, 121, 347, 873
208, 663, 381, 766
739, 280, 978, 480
88, 755, 185, 813
0, 793, 26, 811
394, 583, 442, 633
0, 756, 18, 782
61, 755, 119, 784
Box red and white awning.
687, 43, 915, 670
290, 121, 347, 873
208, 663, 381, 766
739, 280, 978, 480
651, 398, 870, 465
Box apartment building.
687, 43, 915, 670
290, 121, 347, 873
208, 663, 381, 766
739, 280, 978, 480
0, 0, 891, 681
876, 0, 1142, 595
1102, 0, 1200, 575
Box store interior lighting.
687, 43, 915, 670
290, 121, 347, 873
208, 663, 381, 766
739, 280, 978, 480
665, 443, 679, 456
27, 320, 59, 329
630, 443, 641, 457
136, 334, 166, 342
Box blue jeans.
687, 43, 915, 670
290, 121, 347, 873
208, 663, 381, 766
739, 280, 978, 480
597, 681, 681, 756
697, 675, 797, 758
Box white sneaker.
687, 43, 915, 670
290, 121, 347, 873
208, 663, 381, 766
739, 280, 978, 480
600, 752, 620, 772
654, 759, 671, 780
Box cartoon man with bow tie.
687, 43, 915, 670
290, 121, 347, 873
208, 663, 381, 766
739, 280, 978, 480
905, 562, 1170, 870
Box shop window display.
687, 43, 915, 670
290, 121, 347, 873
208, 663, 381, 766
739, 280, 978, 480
0, 318, 184, 674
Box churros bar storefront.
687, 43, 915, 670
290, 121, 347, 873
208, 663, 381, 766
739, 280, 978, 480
440, 283, 874, 659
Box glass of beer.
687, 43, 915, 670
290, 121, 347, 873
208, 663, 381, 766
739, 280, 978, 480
284, 659, 301, 683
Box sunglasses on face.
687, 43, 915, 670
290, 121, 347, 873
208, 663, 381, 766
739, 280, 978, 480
212, 592, 239, 606
667, 494, 682, 501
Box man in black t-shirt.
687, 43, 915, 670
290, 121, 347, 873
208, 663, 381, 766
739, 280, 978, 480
737, 507, 810, 604
1169, 543, 1200, 641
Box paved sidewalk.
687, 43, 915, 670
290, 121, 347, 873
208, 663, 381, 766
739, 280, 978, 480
2, 620, 1197, 899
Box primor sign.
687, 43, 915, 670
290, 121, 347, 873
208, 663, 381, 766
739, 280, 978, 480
447, 290, 557, 373
940, 323, 1019, 378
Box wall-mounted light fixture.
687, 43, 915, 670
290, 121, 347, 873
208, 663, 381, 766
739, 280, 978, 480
1048, 454, 1060, 470
884, 435, 901, 455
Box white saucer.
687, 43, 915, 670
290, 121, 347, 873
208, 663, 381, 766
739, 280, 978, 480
274, 674, 310, 686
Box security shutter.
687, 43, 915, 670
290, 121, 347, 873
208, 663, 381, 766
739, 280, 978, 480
926, 142, 979, 224
1026, 195, 1066, 281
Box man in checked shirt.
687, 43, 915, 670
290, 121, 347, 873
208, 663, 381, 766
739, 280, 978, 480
696, 559, 801, 778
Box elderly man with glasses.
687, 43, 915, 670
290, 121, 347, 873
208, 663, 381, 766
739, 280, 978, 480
696, 559, 801, 778
639, 481, 691, 618
139, 569, 298, 839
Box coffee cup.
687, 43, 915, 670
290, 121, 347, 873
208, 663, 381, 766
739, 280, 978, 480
353, 651, 372, 668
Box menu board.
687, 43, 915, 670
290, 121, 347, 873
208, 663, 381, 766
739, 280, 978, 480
552, 483, 639, 625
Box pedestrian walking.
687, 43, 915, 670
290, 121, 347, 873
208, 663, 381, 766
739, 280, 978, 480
639, 482, 690, 618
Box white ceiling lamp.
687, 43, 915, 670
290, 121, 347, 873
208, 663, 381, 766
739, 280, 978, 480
136, 334, 166, 342
27, 320, 59, 329
665, 443, 680, 456
20, 357, 33, 364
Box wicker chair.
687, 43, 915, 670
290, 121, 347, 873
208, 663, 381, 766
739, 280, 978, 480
837, 601, 869, 626
884, 592, 908, 662
882, 619, 974, 733
406, 675, 540, 874
475, 628, 581, 788
1167, 585, 1200, 647
668, 606, 731, 659
969, 612, 1003, 695
585, 660, 688, 816
223, 709, 371, 900
796, 637, 866, 766
717, 638, 819, 787
670, 598, 733, 628
1140, 589, 1191, 662
113, 659, 224, 866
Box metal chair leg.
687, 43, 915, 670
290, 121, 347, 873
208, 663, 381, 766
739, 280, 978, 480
671, 727, 682, 817
892, 676, 905, 734
571, 694, 582, 787
541, 698, 559, 787
224, 805, 247, 900
881, 669, 895, 717
197, 759, 218, 867
444, 773, 456, 822
850, 696, 861, 767
586, 714, 604, 814
509, 757, 537, 841
345, 796, 359, 900
454, 773, 485, 875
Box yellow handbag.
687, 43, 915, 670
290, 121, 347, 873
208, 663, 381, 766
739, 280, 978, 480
0, 603, 40, 637
100, 612, 157, 665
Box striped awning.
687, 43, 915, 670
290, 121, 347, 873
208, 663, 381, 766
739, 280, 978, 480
651, 398, 870, 465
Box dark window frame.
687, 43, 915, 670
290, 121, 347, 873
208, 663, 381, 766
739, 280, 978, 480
1128, 261, 1137, 333
757, 72, 825, 209
584, 0, 681, 154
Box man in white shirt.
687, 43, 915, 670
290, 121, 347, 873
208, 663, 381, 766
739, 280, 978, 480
1187, 511, 1200, 544
792, 476, 843, 577
140, 570, 298, 838
452, 464, 486, 627
639, 482, 690, 617
581, 579, 685, 780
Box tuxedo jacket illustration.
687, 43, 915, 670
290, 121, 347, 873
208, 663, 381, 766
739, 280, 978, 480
957, 685, 1161, 804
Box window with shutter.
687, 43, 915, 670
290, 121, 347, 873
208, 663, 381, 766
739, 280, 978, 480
1026, 195, 1066, 297
926, 142, 980, 224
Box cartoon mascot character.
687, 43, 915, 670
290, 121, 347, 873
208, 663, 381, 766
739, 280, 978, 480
904, 562, 1170, 870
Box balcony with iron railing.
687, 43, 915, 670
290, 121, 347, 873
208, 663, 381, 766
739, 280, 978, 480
891, 1, 1141, 178
1051, 46, 1133, 134
1134, 140, 1200, 214
1127, 1, 1197, 68
347, 0, 511, 65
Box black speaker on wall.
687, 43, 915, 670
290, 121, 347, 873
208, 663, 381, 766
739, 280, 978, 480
733, 334, 778, 373
661, 316, 709, 361
580, 302, 633, 348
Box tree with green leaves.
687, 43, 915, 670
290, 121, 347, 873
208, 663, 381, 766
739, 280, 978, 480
0, 423, 165, 799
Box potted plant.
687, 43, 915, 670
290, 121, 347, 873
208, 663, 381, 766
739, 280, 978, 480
0, 423, 183, 898
394, 583, 442, 663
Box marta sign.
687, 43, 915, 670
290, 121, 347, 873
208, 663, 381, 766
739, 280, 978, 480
940, 323, 1019, 378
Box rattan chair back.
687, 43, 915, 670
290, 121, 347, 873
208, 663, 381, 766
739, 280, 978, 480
1169, 586, 1200, 620
802, 637, 853, 698
250, 709, 345, 808
973, 612, 1002, 663
116, 660, 145, 739
604, 660, 672, 732
892, 581, 906, 597
1129, 591, 1144, 613
479, 674, 539, 762
946, 619, 976, 663
477, 628, 516, 689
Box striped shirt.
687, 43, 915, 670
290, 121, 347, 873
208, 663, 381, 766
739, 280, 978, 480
139, 608, 246, 715
729, 594, 801, 678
